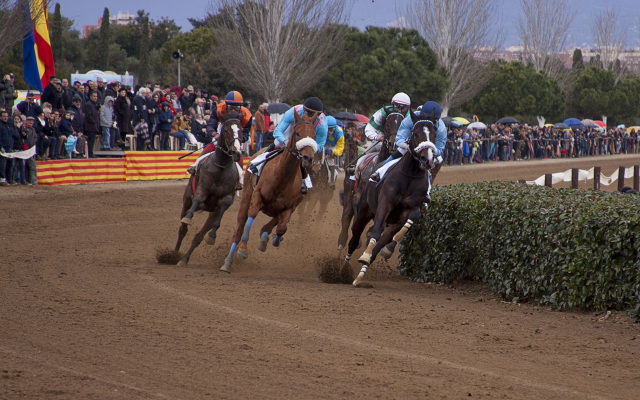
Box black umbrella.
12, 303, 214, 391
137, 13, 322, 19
441, 116, 462, 128
268, 102, 291, 114
334, 111, 358, 121
553, 123, 570, 129
496, 117, 518, 124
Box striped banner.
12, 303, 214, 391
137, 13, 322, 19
36, 158, 126, 186
126, 151, 199, 181
34, 152, 253, 186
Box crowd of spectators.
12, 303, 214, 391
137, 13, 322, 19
440, 123, 640, 166
0, 74, 280, 185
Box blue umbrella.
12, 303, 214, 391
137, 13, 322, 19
563, 118, 582, 127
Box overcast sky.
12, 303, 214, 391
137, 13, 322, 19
59, 0, 640, 48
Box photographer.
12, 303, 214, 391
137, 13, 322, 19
0, 73, 18, 114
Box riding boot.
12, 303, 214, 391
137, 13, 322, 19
300, 165, 309, 194
266, 143, 276, 153
301, 180, 308, 194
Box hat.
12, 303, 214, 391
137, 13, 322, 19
66, 110, 76, 115
303, 97, 323, 113
225, 91, 243, 105
421, 101, 442, 119
72, 95, 83, 103
26, 116, 35, 121
326, 116, 337, 128
391, 92, 411, 106
162, 101, 170, 107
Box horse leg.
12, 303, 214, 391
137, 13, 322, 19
174, 186, 194, 252
346, 197, 373, 262
205, 195, 233, 246
272, 209, 294, 247
222, 181, 255, 273
380, 208, 422, 260
358, 200, 395, 265
257, 217, 278, 252
236, 193, 265, 260
337, 188, 355, 250
181, 194, 204, 225
177, 207, 220, 267
430, 163, 442, 183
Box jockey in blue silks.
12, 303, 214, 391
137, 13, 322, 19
323, 115, 345, 187
248, 97, 328, 194
371, 101, 447, 204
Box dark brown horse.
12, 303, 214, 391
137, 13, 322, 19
345, 113, 437, 286
221, 110, 319, 272
337, 111, 404, 250
174, 114, 242, 267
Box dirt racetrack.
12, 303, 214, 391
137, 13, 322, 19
2, 154, 640, 399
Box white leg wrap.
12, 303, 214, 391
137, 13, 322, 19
304, 175, 312, 188
236, 163, 244, 185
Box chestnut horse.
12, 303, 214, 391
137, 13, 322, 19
174, 114, 242, 267
345, 112, 437, 286
221, 110, 319, 272
337, 111, 404, 250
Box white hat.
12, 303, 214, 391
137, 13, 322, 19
392, 92, 411, 106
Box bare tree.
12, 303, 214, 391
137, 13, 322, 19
591, 7, 627, 84
208, 0, 350, 103
403, 0, 502, 116
0, 0, 47, 58
518, 0, 574, 79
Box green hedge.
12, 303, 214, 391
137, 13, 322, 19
399, 182, 640, 320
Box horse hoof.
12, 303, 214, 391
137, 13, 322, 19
220, 264, 231, 273
257, 240, 267, 252
380, 246, 393, 260
337, 244, 343, 251
180, 217, 192, 225
358, 253, 371, 265
272, 236, 282, 247
205, 234, 216, 245
237, 251, 249, 260
176, 260, 188, 268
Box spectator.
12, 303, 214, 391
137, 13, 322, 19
170, 110, 191, 150
179, 85, 195, 111
60, 78, 74, 109
22, 116, 38, 184
134, 117, 153, 151
16, 92, 42, 118
148, 90, 161, 146
254, 104, 266, 152
11, 114, 28, 183
114, 88, 132, 147
132, 88, 149, 127
0, 73, 18, 114
158, 102, 173, 151
83, 91, 100, 158
105, 81, 119, 100
191, 113, 209, 144
41, 75, 60, 107
99, 96, 116, 151
43, 108, 62, 159
169, 90, 181, 114
0, 110, 16, 185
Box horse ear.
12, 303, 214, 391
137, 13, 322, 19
430, 109, 436, 121
310, 112, 318, 123
294, 109, 301, 123
410, 111, 419, 124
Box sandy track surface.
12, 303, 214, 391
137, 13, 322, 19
2, 155, 639, 399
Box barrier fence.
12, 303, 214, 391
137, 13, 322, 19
522, 165, 640, 191
35, 151, 251, 186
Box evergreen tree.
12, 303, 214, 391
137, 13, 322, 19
138, 11, 150, 84
96, 8, 111, 68
50, 3, 63, 60
572, 48, 584, 70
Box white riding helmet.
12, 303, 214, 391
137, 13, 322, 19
391, 92, 411, 106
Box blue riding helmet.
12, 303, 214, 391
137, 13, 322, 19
421, 101, 442, 119
326, 116, 337, 129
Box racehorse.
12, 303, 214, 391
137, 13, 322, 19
337, 111, 404, 250
221, 110, 319, 272
345, 112, 437, 286
174, 113, 243, 267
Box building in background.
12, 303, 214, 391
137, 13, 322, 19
82, 11, 135, 39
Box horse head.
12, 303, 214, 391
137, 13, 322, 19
409, 112, 437, 171
219, 111, 243, 162
382, 112, 404, 152
290, 109, 318, 169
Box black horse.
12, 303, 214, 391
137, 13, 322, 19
174, 114, 243, 267
337, 112, 404, 250
345, 112, 437, 286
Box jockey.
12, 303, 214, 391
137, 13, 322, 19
370, 101, 447, 204
248, 97, 328, 194
187, 90, 251, 190
324, 116, 345, 187
364, 92, 412, 145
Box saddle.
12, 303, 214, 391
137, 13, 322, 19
353, 152, 378, 191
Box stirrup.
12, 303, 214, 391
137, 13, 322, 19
370, 172, 380, 182
248, 164, 259, 174
187, 166, 196, 175
301, 182, 308, 195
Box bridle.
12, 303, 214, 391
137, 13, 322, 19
409, 119, 435, 170
217, 118, 241, 158
383, 112, 404, 150
285, 120, 314, 161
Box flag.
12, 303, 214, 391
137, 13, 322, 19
23, 0, 54, 92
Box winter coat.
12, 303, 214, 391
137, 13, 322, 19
158, 109, 174, 131
83, 99, 99, 133
100, 96, 114, 127
132, 94, 148, 126
114, 95, 132, 134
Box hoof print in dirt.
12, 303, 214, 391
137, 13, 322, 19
155, 248, 183, 265
318, 256, 354, 284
